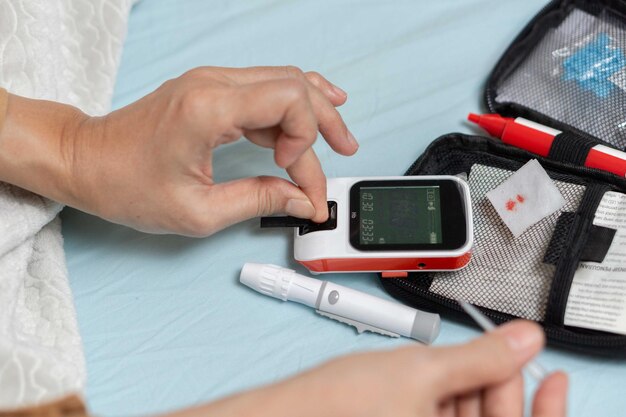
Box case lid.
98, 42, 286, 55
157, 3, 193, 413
485, 0, 626, 151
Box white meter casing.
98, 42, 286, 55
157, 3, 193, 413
293, 176, 473, 276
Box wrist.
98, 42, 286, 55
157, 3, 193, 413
0, 93, 91, 205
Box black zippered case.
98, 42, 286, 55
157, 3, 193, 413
380, 0, 626, 356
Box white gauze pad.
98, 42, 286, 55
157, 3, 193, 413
486, 159, 565, 237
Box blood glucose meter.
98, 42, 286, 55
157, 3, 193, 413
261, 176, 473, 275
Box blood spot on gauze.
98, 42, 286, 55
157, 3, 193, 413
486, 159, 566, 237
506, 200, 516, 211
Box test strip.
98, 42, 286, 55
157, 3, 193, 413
457, 299, 548, 381
260, 216, 310, 228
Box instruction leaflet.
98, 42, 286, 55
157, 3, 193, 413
565, 192, 626, 335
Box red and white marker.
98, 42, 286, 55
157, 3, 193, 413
468, 113, 626, 177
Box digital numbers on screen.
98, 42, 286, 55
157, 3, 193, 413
361, 218, 374, 242
362, 192, 374, 212
359, 186, 442, 246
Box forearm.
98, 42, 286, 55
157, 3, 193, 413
0, 91, 90, 205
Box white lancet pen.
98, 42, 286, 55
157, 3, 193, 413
240, 263, 441, 344
457, 299, 548, 381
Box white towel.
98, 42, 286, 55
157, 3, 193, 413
0, 0, 133, 407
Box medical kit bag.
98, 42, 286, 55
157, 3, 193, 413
380, 0, 626, 356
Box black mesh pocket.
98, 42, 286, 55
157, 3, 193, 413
429, 164, 585, 322
489, 2, 626, 148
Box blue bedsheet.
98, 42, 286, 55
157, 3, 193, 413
63, 1, 626, 415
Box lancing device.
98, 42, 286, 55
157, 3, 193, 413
458, 299, 547, 381
240, 263, 441, 344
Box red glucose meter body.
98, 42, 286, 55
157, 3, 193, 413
294, 176, 473, 275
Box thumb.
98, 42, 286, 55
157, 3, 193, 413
206, 176, 316, 228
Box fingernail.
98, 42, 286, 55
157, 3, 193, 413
286, 199, 316, 219
331, 83, 347, 98
497, 322, 544, 363
347, 130, 359, 148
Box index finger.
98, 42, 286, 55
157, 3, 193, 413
214, 66, 358, 157
207, 66, 347, 105
429, 320, 544, 397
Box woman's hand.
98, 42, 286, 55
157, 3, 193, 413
0, 66, 357, 236
166, 320, 568, 417
74, 66, 358, 235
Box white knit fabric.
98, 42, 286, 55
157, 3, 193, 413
0, 0, 133, 407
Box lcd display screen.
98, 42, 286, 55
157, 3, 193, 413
359, 186, 442, 246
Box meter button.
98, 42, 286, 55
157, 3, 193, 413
299, 201, 337, 235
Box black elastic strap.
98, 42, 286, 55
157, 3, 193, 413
543, 212, 576, 265
544, 184, 612, 326
547, 132, 597, 166
544, 211, 616, 265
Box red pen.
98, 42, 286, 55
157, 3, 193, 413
468, 113, 626, 177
